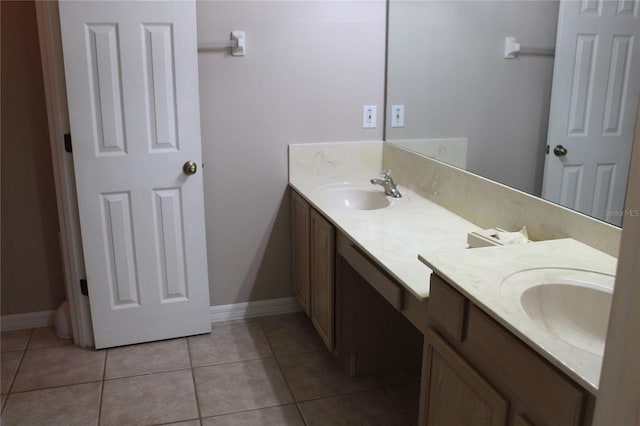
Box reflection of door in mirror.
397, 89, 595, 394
385, 1, 640, 227
542, 0, 640, 227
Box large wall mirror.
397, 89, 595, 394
385, 0, 640, 227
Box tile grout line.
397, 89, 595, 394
5, 328, 35, 398
6, 315, 398, 424
256, 315, 379, 417
259, 314, 391, 421
9, 327, 104, 400
186, 334, 204, 422
292, 387, 385, 405
199, 401, 299, 423
102, 366, 194, 382
97, 348, 108, 426
257, 316, 309, 426
380, 385, 414, 426
7, 378, 105, 395
261, 314, 415, 424
190, 350, 286, 371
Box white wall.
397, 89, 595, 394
386, 1, 558, 195
196, 1, 386, 306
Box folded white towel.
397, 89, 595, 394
495, 226, 529, 245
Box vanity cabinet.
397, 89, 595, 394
421, 274, 595, 426
291, 190, 311, 315
310, 208, 335, 349
291, 189, 335, 350
290, 188, 424, 369
335, 231, 424, 377
422, 328, 508, 426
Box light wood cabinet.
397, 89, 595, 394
421, 274, 595, 426
335, 232, 423, 378
290, 188, 422, 365
310, 208, 335, 350
290, 189, 335, 351
421, 328, 509, 426
291, 190, 311, 315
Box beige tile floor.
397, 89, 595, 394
0, 313, 418, 425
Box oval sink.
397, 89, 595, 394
499, 268, 614, 356
317, 185, 391, 210
520, 283, 612, 355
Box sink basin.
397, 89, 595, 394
521, 283, 612, 355
499, 268, 614, 356
317, 185, 391, 210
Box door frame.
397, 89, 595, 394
34, 1, 94, 347
593, 104, 640, 425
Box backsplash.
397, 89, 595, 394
386, 138, 468, 169
288, 141, 382, 183
383, 143, 621, 257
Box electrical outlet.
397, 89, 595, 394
391, 105, 404, 128
363, 105, 377, 128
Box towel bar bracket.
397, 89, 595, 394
504, 36, 554, 59
198, 30, 246, 56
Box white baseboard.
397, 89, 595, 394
1, 298, 302, 332
209, 296, 302, 324
1, 310, 55, 332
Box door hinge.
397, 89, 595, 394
64, 133, 72, 153
80, 279, 88, 296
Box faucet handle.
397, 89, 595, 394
380, 169, 392, 179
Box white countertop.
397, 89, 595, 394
290, 176, 482, 301
419, 238, 617, 394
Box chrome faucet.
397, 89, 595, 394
370, 170, 402, 198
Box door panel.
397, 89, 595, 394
421, 329, 509, 426
59, 0, 210, 348
291, 191, 311, 315
543, 0, 640, 226
310, 209, 335, 351
153, 188, 188, 301
102, 191, 139, 307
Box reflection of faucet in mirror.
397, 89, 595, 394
385, 0, 640, 227
371, 170, 402, 198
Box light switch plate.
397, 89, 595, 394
391, 105, 404, 128
363, 105, 377, 128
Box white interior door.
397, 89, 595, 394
542, 0, 640, 226
59, 0, 210, 348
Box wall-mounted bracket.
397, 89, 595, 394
198, 30, 246, 57
230, 31, 246, 57
504, 37, 521, 59
504, 36, 555, 59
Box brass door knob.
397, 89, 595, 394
553, 145, 568, 157
183, 161, 197, 175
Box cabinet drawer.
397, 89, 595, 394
336, 233, 403, 310
466, 305, 586, 426
428, 275, 467, 342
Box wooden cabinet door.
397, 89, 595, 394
310, 209, 335, 350
420, 329, 509, 426
291, 191, 311, 316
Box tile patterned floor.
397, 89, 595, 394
0, 312, 419, 425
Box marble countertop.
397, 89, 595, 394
419, 238, 617, 394
290, 176, 483, 300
